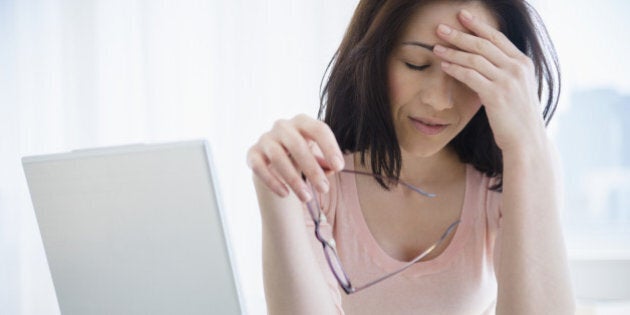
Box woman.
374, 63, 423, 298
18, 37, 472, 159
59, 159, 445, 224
247, 0, 575, 313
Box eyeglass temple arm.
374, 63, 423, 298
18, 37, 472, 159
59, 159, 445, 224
350, 220, 460, 293
339, 169, 436, 198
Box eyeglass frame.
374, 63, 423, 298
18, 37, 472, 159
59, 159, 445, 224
305, 169, 461, 294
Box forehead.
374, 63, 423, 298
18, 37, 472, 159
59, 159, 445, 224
399, 1, 499, 42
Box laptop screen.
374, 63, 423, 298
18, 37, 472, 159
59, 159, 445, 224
22, 140, 242, 315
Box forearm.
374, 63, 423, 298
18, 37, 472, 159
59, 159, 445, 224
495, 137, 575, 315
255, 175, 339, 315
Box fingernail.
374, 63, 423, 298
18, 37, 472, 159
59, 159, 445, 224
300, 188, 313, 201
434, 45, 447, 54
318, 179, 329, 193
332, 156, 345, 171
438, 24, 452, 35
441, 61, 451, 68
461, 9, 473, 21
279, 186, 289, 197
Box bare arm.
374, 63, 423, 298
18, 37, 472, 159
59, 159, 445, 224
247, 114, 345, 314
432, 10, 575, 313
495, 138, 575, 314
255, 176, 340, 314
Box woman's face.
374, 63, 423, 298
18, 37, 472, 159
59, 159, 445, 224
387, 1, 499, 157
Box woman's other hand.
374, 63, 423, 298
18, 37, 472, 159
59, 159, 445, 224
433, 9, 547, 154
247, 114, 345, 202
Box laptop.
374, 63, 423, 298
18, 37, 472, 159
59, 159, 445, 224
22, 140, 243, 315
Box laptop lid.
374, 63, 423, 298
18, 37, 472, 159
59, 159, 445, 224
22, 140, 242, 315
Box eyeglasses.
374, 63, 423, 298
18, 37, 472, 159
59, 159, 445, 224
305, 169, 460, 294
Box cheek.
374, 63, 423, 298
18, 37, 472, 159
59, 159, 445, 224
387, 67, 402, 106
467, 106, 482, 124
466, 94, 482, 112
462, 100, 483, 122
386, 59, 415, 109
456, 92, 483, 123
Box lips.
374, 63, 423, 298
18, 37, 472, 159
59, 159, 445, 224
409, 117, 449, 136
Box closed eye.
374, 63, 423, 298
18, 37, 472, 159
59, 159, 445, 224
405, 62, 429, 71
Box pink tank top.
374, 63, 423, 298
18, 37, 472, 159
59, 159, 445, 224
305, 154, 503, 314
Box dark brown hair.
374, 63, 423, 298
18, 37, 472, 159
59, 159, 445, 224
318, 0, 560, 191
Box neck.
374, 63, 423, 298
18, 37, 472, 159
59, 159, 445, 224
354, 146, 465, 187
399, 146, 464, 185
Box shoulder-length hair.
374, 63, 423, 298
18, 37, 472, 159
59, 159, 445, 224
319, 0, 560, 191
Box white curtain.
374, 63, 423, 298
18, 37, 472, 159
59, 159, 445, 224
0, 0, 357, 314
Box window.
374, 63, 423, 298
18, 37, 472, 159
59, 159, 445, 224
533, 0, 630, 258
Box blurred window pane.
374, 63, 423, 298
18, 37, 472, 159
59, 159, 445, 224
533, 0, 630, 258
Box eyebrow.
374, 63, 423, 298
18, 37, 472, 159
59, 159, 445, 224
401, 41, 435, 51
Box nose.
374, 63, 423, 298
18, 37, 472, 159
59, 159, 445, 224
420, 72, 454, 111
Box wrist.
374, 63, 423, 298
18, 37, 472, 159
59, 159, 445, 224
502, 138, 556, 179
501, 131, 550, 161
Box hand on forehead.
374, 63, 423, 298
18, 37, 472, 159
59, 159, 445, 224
402, 1, 500, 47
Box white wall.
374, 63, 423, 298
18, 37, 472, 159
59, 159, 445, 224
0, 1, 357, 314
2, 0, 629, 314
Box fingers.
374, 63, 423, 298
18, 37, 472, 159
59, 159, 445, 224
439, 61, 492, 96
247, 114, 344, 202
247, 148, 289, 197
433, 9, 535, 100
435, 23, 511, 71
294, 115, 345, 171
456, 9, 525, 60
450, 10, 524, 61
452, 10, 536, 79
433, 44, 500, 81
249, 138, 314, 202
274, 122, 330, 194
434, 7, 535, 78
